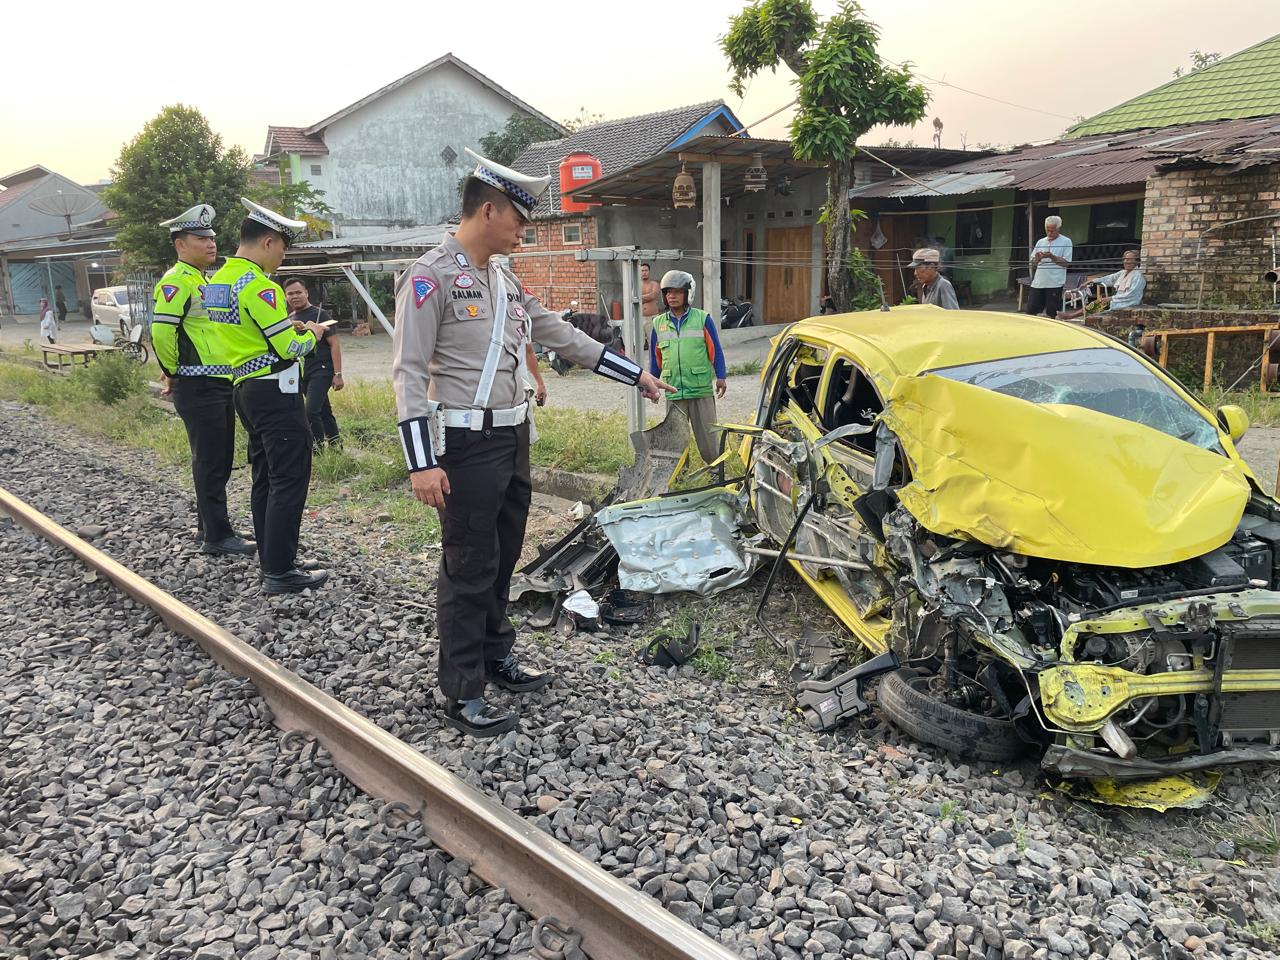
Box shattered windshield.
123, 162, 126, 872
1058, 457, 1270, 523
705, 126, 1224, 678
934, 347, 1222, 452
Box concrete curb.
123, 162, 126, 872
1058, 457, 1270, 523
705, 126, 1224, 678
530, 465, 614, 503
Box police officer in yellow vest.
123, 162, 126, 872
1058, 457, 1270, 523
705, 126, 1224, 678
152, 203, 255, 557
393, 148, 674, 737
204, 198, 330, 594
647, 270, 728, 464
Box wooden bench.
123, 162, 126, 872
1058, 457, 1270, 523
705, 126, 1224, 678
41, 343, 119, 371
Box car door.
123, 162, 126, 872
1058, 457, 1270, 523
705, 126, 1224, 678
742, 335, 896, 649
90, 291, 112, 326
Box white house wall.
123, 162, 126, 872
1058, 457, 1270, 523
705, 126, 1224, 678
321, 62, 535, 231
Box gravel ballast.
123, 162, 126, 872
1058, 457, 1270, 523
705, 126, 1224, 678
0, 513, 535, 959
3, 397, 1280, 960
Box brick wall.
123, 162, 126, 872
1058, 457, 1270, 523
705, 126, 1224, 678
511, 215, 599, 312
1141, 165, 1280, 306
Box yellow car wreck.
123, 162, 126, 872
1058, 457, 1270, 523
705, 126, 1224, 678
714, 306, 1280, 807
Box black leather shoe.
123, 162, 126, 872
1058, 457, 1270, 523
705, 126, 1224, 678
486, 654, 553, 693
444, 697, 518, 738
262, 568, 329, 594
297, 558, 323, 571
201, 535, 257, 556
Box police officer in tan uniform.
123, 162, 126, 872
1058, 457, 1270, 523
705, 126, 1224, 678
393, 148, 673, 737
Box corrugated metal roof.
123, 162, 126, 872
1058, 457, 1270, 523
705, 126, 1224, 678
291, 223, 452, 252
1068, 34, 1280, 138
852, 115, 1280, 199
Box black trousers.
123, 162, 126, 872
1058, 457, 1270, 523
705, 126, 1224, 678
302, 365, 340, 447
233, 378, 312, 575
435, 423, 531, 700
170, 376, 236, 542
1025, 285, 1063, 318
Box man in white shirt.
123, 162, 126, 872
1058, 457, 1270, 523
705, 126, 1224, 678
1026, 215, 1072, 318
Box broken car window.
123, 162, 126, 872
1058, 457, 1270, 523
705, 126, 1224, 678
933, 347, 1222, 453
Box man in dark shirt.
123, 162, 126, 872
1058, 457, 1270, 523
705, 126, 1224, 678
283, 277, 343, 448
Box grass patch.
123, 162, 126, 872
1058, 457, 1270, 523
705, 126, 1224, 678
640, 598, 743, 683
939, 799, 967, 826
726, 359, 762, 378
1210, 812, 1280, 857
1201, 386, 1280, 428
531, 408, 634, 475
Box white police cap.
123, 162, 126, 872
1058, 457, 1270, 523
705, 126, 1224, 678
239, 197, 307, 246
159, 203, 216, 238
464, 147, 552, 220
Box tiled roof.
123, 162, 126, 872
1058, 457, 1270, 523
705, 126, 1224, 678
852, 115, 1280, 199
1068, 34, 1280, 137
0, 176, 43, 210
266, 125, 328, 155
510, 101, 730, 216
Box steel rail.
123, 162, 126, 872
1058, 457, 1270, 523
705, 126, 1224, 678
0, 485, 740, 960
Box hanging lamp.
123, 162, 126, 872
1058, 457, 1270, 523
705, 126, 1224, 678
672, 163, 696, 208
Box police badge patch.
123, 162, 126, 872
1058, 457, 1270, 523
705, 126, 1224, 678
412, 276, 437, 308
160, 284, 180, 303
455, 252, 471, 270
258, 289, 278, 309
454, 273, 474, 288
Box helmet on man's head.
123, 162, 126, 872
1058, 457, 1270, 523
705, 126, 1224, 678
659, 269, 696, 300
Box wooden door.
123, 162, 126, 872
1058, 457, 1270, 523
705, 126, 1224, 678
764, 227, 812, 324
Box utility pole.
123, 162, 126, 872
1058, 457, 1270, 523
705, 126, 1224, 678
574, 247, 683, 436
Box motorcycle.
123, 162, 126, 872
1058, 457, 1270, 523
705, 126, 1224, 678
90, 318, 149, 364
720, 296, 755, 329
548, 301, 625, 376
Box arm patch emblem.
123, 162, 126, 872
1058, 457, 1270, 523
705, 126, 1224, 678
413, 276, 437, 308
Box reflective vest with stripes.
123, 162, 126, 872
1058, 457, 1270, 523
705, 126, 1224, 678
652, 308, 713, 400
202, 256, 315, 385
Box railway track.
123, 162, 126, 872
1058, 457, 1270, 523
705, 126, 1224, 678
0, 483, 738, 960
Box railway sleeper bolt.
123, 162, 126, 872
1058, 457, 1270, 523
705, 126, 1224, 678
379, 800, 416, 830
279, 730, 312, 752
532, 916, 588, 960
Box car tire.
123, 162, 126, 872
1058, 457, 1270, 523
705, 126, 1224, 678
877, 667, 1028, 762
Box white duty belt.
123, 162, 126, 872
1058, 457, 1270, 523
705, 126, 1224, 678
438, 402, 529, 430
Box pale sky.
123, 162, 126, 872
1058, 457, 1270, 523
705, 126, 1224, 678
2, 0, 1275, 185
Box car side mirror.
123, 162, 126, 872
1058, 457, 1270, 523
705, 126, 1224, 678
1216, 404, 1250, 442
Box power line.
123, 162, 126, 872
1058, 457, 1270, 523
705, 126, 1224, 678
883, 58, 1079, 124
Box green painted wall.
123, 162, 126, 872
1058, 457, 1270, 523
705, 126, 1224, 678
925, 189, 1016, 297
1057, 205, 1089, 242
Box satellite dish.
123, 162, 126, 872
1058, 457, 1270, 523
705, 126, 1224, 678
30, 188, 98, 232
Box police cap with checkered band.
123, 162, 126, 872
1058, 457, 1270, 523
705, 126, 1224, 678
464, 147, 552, 220
239, 197, 307, 247
159, 203, 216, 238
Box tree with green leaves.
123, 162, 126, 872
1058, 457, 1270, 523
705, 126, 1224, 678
480, 114, 564, 167
249, 178, 334, 240
723, 0, 928, 311
102, 105, 250, 269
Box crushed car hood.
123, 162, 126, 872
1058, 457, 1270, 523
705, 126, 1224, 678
880, 375, 1252, 568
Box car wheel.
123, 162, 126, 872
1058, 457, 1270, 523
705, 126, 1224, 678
877, 667, 1028, 762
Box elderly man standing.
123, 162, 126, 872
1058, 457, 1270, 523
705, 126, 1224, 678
910, 248, 958, 309
1026, 215, 1073, 318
